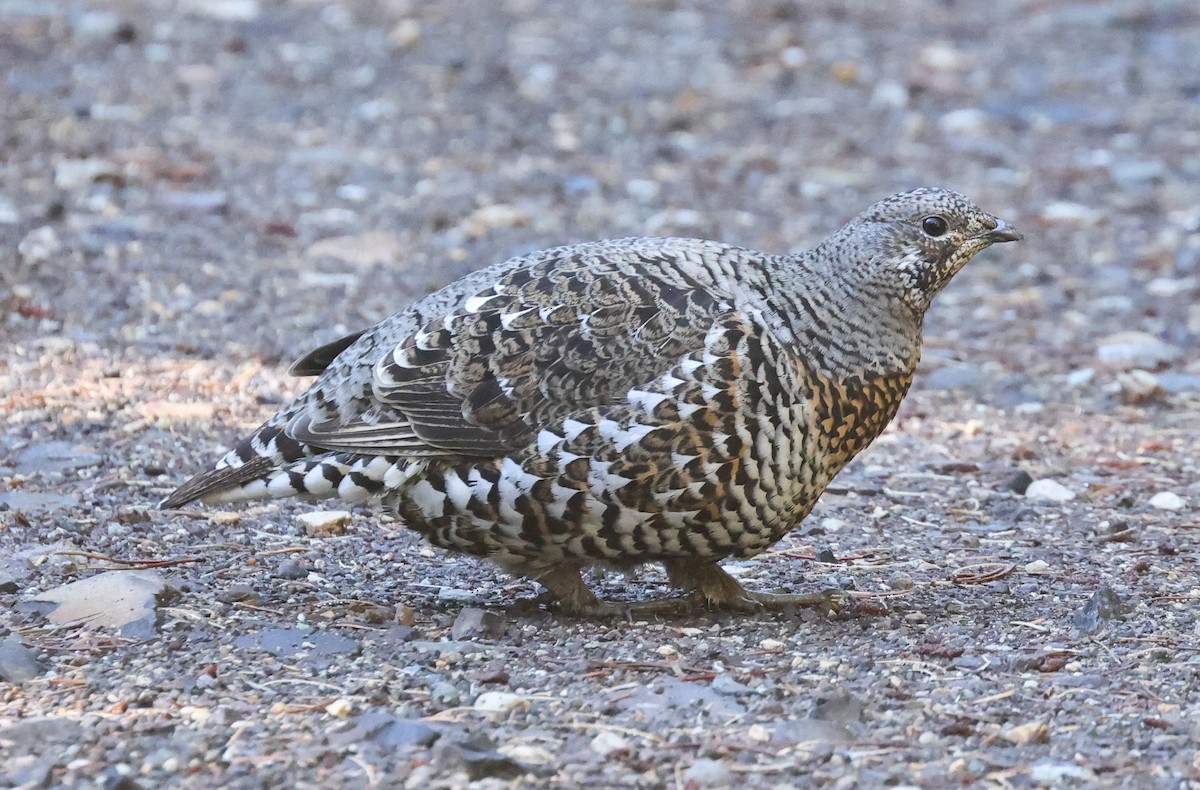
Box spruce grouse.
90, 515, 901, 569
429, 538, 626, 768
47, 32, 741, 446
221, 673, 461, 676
162, 188, 1021, 616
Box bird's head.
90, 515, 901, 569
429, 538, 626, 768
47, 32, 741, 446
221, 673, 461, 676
833, 187, 1022, 312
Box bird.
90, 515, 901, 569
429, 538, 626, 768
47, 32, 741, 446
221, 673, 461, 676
162, 187, 1021, 617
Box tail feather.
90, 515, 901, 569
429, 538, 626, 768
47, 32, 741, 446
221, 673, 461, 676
161, 445, 421, 509
159, 455, 274, 508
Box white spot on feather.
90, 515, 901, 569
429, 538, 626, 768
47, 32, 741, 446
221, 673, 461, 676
627, 388, 669, 412
239, 480, 269, 500
443, 471, 472, 510
409, 479, 446, 516
337, 475, 373, 503
499, 307, 536, 330
562, 418, 590, 442
537, 429, 563, 453
303, 466, 336, 496
464, 293, 500, 313
659, 373, 686, 390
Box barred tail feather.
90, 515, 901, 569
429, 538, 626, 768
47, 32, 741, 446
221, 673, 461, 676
161, 438, 421, 509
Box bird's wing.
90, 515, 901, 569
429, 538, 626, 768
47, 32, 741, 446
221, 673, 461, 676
286, 244, 735, 457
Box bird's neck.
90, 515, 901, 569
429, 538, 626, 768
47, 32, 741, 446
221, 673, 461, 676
759, 251, 926, 379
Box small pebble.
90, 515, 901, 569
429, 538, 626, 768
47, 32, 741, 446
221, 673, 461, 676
1024, 479, 1075, 503
887, 571, 914, 590
1148, 492, 1186, 511
274, 560, 309, 580
325, 698, 353, 717
430, 682, 460, 708
589, 731, 629, 755
682, 757, 733, 788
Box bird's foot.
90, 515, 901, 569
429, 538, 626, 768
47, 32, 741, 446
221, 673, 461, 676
744, 588, 848, 614
530, 561, 848, 619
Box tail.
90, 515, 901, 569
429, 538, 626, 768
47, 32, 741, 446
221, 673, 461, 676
159, 422, 420, 509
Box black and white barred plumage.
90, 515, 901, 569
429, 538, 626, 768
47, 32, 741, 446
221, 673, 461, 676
162, 188, 1020, 616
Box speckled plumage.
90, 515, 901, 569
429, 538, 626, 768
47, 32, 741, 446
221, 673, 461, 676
163, 188, 1021, 616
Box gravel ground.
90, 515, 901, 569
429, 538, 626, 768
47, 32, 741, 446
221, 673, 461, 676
3, 0, 1200, 787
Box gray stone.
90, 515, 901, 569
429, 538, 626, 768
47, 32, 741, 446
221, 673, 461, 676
710, 673, 751, 696
923, 364, 985, 391
0, 718, 83, 754
1072, 585, 1128, 634
13, 441, 103, 476
35, 571, 174, 639
2, 754, 54, 787
274, 560, 309, 580
812, 692, 865, 729
430, 681, 461, 707
434, 735, 527, 781
233, 626, 360, 666
329, 712, 442, 748
999, 470, 1034, 495
770, 717, 854, 744
450, 607, 505, 641
0, 635, 44, 683
0, 491, 81, 513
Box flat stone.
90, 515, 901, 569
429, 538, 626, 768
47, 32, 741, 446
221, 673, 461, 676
1096, 331, 1180, 369
233, 626, 360, 665
0, 491, 80, 513
0, 718, 83, 753
329, 712, 442, 748
306, 232, 402, 266
436, 742, 526, 782
710, 673, 751, 696
450, 607, 506, 641
35, 571, 173, 639
13, 441, 102, 476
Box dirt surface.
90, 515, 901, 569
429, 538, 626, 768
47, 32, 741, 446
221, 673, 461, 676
3, 0, 1200, 787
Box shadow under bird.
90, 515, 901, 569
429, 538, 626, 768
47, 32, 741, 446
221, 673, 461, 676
162, 187, 1021, 617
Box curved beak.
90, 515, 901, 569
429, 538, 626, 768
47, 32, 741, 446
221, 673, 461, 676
980, 218, 1022, 244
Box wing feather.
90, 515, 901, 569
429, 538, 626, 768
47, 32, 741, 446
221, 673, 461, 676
282, 241, 739, 457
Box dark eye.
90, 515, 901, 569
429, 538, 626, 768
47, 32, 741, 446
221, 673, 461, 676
922, 216, 949, 237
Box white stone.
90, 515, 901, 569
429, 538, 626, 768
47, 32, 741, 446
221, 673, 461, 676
1097, 331, 1180, 369
1148, 492, 1186, 511
473, 692, 528, 713
1066, 368, 1095, 388
1037, 201, 1102, 225
589, 731, 629, 755
1025, 479, 1075, 503
1024, 560, 1051, 574
296, 510, 352, 536
940, 108, 989, 136
324, 698, 353, 717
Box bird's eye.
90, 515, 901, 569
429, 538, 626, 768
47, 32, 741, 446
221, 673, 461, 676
922, 216, 949, 237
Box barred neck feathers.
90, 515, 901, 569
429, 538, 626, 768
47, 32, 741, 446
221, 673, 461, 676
757, 248, 925, 380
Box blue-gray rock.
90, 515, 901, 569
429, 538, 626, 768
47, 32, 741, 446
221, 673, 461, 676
329, 712, 443, 749
0, 635, 44, 683
1072, 585, 1129, 634
450, 607, 506, 641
